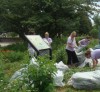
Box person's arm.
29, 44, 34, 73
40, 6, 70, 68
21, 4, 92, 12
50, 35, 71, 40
78, 40, 81, 46
73, 37, 78, 48
49, 38, 52, 44
67, 43, 73, 48
78, 39, 87, 47
78, 39, 84, 46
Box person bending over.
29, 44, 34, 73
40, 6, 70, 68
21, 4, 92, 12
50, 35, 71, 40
85, 49, 100, 68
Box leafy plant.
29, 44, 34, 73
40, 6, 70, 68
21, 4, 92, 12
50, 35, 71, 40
7, 56, 57, 92
0, 53, 8, 92
55, 47, 67, 64
25, 57, 57, 92
89, 27, 98, 38
2, 42, 27, 52
3, 51, 24, 62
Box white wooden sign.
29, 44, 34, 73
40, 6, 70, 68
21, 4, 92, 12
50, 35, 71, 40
25, 35, 50, 51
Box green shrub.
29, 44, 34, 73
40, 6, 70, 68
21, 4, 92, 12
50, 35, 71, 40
89, 27, 98, 38
7, 57, 57, 92
2, 42, 27, 52
25, 57, 56, 92
3, 51, 24, 62
52, 36, 66, 50
55, 47, 67, 64
0, 53, 7, 92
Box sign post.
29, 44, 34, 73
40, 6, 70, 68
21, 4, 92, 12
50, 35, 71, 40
25, 35, 52, 60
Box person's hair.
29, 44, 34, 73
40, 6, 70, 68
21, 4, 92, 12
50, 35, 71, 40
45, 32, 49, 35
85, 49, 91, 57
71, 31, 76, 36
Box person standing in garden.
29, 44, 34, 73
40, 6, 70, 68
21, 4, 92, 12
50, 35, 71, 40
66, 31, 79, 67
43, 32, 52, 48
43, 32, 52, 60
85, 49, 100, 68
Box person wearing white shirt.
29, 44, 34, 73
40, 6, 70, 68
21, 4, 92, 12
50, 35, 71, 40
43, 32, 52, 48
66, 31, 79, 66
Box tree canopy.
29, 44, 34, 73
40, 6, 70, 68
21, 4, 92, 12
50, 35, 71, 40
0, 0, 92, 38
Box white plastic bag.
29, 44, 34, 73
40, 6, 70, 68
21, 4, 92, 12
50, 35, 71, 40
30, 57, 38, 66
53, 61, 69, 87
67, 70, 100, 89
10, 57, 38, 82
55, 61, 69, 72
53, 70, 65, 87
75, 51, 86, 67
10, 68, 27, 82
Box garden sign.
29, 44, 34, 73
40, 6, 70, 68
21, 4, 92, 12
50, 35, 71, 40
25, 35, 52, 59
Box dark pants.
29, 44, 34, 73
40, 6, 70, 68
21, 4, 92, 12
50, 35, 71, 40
66, 49, 79, 65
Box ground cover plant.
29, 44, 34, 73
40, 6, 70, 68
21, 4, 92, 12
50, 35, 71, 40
0, 36, 100, 92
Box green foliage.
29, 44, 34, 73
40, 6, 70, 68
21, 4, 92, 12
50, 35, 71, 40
0, 53, 8, 92
78, 11, 92, 34
0, 53, 4, 79
52, 36, 66, 50
25, 57, 57, 92
0, 0, 91, 37
2, 42, 27, 52
7, 32, 18, 37
55, 47, 67, 64
89, 27, 98, 38
93, 14, 100, 28
87, 38, 99, 49
3, 51, 24, 62
6, 56, 57, 92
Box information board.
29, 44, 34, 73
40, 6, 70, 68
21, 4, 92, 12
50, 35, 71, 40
25, 35, 50, 51
25, 35, 52, 59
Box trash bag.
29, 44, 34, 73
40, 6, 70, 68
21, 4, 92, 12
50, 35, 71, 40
53, 61, 69, 87
67, 70, 100, 89
30, 57, 38, 66
10, 68, 27, 82
94, 45, 100, 50
78, 58, 91, 68
55, 61, 69, 72
53, 70, 65, 87
28, 48, 37, 58
10, 57, 37, 82
75, 46, 85, 53
76, 51, 86, 65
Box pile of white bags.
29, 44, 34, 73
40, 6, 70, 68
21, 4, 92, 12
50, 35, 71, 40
55, 61, 69, 72
67, 70, 100, 89
53, 61, 69, 87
